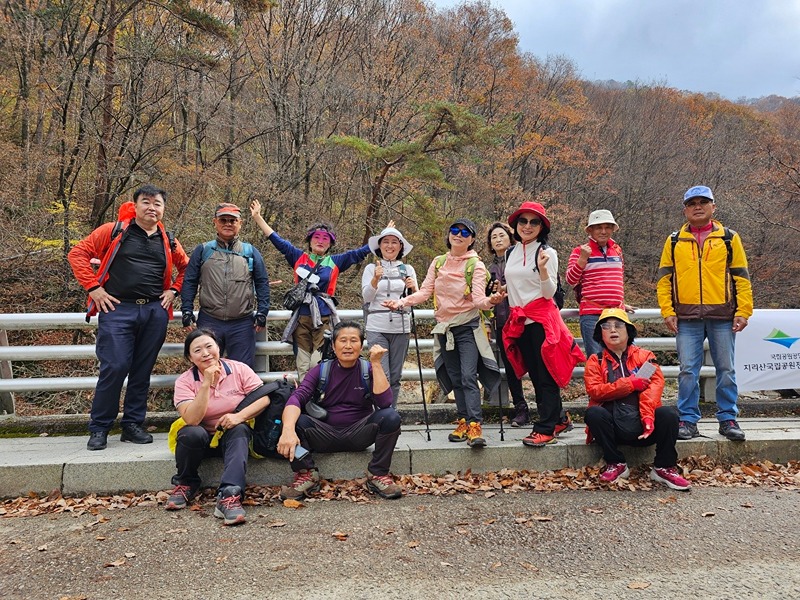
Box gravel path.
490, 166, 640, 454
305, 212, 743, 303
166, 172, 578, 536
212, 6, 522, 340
2, 487, 799, 599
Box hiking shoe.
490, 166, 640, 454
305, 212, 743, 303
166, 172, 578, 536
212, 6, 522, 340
365, 472, 403, 499
650, 466, 691, 491
719, 420, 746, 441
466, 422, 487, 448
448, 418, 469, 442
522, 431, 556, 447
165, 484, 198, 510
279, 469, 321, 501
214, 486, 246, 525
87, 431, 108, 451
677, 421, 699, 440
599, 462, 629, 483
510, 404, 530, 427
554, 411, 574, 436
120, 423, 153, 444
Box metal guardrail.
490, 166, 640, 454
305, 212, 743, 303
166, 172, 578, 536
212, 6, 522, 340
0, 308, 709, 414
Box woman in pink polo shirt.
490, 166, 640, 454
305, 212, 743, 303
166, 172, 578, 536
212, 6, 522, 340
166, 329, 269, 525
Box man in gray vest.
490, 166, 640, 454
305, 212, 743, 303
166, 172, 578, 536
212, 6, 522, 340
181, 203, 270, 368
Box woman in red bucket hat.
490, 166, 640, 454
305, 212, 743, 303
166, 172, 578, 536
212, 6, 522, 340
502, 201, 585, 447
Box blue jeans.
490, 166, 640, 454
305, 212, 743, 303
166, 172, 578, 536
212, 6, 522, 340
91, 302, 169, 432
580, 314, 601, 359
197, 311, 256, 368
675, 319, 739, 424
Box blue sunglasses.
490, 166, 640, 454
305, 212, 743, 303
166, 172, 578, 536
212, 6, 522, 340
449, 226, 473, 238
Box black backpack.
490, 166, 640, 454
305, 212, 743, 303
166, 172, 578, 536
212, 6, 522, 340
232, 377, 295, 458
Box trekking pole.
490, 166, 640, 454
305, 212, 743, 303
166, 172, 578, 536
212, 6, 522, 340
492, 321, 506, 442
410, 306, 431, 441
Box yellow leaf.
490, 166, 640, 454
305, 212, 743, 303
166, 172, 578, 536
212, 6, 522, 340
283, 499, 304, 509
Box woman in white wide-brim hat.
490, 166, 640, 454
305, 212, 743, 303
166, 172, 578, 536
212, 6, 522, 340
361, 227, 419, 407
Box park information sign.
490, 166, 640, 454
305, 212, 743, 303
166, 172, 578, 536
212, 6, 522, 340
735, 309, 800, 392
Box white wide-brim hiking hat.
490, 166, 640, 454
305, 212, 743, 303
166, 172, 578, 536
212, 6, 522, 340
368, 227, 413, 258
585, 209, 619, 232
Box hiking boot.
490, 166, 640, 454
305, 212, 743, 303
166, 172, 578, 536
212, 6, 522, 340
510, 403, 530, 428
279, 469, 321, 501
719, 420, 746, 441
650, 466, 691, 491
87, 431, 108, 451
214, 486, 246, 525
677, 421, 699, 440
466, 422, 486, 448
599, 462, 629, 483
448, 418, 469, 442
365, 472, 403, 499
554, 411, 574, 436
120, 423, 153, 444
522, 431, 556, 447
165, 484, 198, 510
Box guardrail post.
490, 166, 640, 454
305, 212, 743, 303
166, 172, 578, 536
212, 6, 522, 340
701, 346, 716, 404
0, 330, 15, 415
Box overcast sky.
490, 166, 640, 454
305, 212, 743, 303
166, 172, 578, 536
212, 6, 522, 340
430, 0, 800, 100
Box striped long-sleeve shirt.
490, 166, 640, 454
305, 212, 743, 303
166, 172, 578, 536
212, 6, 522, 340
565, 238, 625, 315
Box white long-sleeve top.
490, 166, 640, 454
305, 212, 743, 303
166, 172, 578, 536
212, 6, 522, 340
362, 260, 418, 333
505, 241, 558, 313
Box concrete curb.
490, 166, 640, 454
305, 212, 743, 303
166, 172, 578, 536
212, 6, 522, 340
1, 418, 798, 497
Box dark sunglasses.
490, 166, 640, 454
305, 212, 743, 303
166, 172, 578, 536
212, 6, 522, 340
517, 216, 542, 227
684, 198, 712, 207
449, 226, 473, 238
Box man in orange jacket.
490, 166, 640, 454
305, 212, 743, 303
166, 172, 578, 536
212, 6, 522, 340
68, 185, 189, 450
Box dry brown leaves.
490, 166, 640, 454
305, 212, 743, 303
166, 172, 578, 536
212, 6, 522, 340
2, 457, 798, 518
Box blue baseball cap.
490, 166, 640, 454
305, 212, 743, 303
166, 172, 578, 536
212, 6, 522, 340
683, 185, 715, 204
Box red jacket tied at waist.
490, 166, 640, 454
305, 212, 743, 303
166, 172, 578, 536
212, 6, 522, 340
502, 298, 585, 388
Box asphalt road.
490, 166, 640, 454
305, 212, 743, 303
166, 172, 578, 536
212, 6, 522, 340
2, 486, 799, 599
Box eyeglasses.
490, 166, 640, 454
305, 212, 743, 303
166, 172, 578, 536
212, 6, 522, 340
599, 321, 627, 331
216, 217, 239, 224
449, 226, 473, 238
684, 198, 713, 207
517, 217, 542, 227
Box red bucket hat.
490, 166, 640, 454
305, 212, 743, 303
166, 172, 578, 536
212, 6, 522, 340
508, 201, 551, 230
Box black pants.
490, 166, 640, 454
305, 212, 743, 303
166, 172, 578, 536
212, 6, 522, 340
494, 325, 526, 408
585, 405, 679, 468
515, 322, 562, 434
173, 423, 251, 492
291, 408, 401, 476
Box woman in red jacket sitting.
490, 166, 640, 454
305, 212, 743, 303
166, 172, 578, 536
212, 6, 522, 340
583, 308, 691, 491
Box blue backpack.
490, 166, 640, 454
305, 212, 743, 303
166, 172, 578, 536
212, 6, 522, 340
200, 240, 254, 272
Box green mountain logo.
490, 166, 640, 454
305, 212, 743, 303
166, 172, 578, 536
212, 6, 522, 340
763, 329, 800, 349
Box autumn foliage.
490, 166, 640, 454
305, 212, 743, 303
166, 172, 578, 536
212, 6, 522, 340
0, 2, 797, 317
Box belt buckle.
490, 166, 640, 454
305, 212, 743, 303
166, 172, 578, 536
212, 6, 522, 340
136, 298, 148, 305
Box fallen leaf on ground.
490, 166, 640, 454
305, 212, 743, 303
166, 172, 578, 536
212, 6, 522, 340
267, 521, 287, 528
440, 561, 453, 567
533, 515, 553, 522
702, 512, 716, 517
37, 544, 47, 551
124, 552, 136, 558
283, 499, 304, 509
628, 581, 651, 589
520, 562, 539, 571
165, 528, 187, 534
103, 559, 125, 568
331, 531, 349, 541
273, 564, 289, 571
407, 541, 420, 548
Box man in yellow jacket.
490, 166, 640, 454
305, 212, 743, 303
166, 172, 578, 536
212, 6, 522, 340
657, 185, 752, 441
